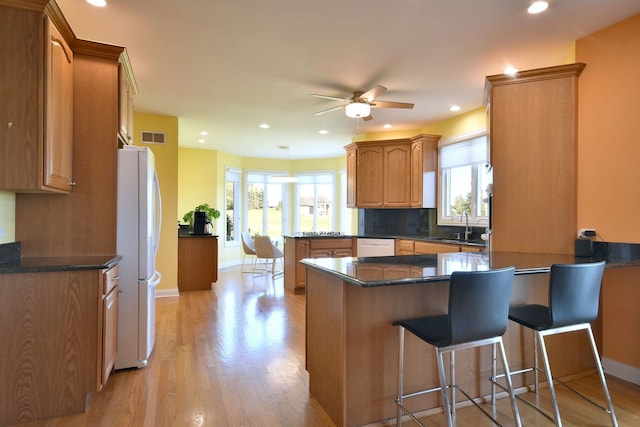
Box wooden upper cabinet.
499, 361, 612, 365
345, 134, 440, 208
118, 50, 137, 146
356, 144, 384, 207
382, 143, 411, 207
410, 134, 440, 208
345, 144, 357, 208
484, 63, 585, 254
45, 17, 74, 191
0, 8, 74, 193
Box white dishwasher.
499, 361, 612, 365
356, 238, 395, 257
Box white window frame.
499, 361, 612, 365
224, 167, 242, 246
293, 171, 336, 233
437, 130, 490, 227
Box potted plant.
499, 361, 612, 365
182, 203, 221, 229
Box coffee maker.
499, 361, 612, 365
193, 211, 208, 234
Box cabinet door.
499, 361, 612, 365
410, 141, 423, 207
382, 144, 411, 207
295, 240, 309, 288
356, 145, 384, 207
44, 17, 73, 192
345, 145, 357, 207
102, 285, 118, 387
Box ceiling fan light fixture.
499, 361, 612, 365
528, 1, 548, 14
345, 102, 371, 118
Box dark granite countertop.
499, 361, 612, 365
301, 245, 640, 287
0, 241, 121, 274
178, 233, 219, 238
283, 233, 486, 247
0, 255, 121, 275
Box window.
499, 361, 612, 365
225, 167, 241, 244
438, 131, 491, 226
294, 172, 335, 232
245, 171, 289, 238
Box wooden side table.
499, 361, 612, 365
177, 234, 218, 291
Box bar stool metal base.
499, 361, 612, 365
492, 322, 618, 427
396, 327, 521, 427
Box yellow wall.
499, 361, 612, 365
0, 191, 15, 244
576, 13, 640, 243
135, 113, 179, 293
358, 107, 486, 142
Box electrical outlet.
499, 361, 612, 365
578, 228, 596, 238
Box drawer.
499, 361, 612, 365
414, 241, 460, 254
309, 238, 353, 250
102, 264, 120, 295
397, 239, 415, 251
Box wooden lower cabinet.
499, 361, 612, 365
100, 265, 119, 389
178, 235, 219, 291
284, 237, 354, 293
0, 265, 118, 425
414, 241, 460, 254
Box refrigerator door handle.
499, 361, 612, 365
149, 270, 162, 288
153, 171, 162, 256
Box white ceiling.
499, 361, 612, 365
57, 0, 640, 160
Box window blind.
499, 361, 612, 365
439, 136, 487, 169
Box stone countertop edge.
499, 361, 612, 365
301, 249, 640, 288
178, 233, 219, 238
0, 254, 122, 275
283, 234, 486, 247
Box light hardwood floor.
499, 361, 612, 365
11, 266, 640, 427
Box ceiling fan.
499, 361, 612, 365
311, 85, 414, 121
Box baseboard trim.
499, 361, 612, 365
603, 358, 640, 385
156, 288, 179, 298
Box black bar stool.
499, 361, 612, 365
505, 261, 617, 427
393, 267, 521, 427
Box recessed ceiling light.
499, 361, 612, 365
504, 66, 519, 75
87, 0, 107, 7
449, 105, 461, 112
383, 124, 392, 129
528, 1, 548, 14
200, 131, 208, 136
259, 123, 270, 129
318, 130, 328, 135
198, 139, 205, 144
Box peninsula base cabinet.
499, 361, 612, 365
284, 237, 355, 293
0, 266, 119, 425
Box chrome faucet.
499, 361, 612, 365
461, 212, 471, 241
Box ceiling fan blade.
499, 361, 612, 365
372, 100, 414, 109
362, 114, 374, 121
313, 105, 344, 116
310, 94, 349, 102
360, 85, 387, 102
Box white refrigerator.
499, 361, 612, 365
116, 146, 162, 369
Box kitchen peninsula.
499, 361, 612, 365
302, 249, 640, 427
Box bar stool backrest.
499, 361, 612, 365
548, 261, 606, 328
448, 267, 515, 346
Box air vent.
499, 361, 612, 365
141, 131, 166, 144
